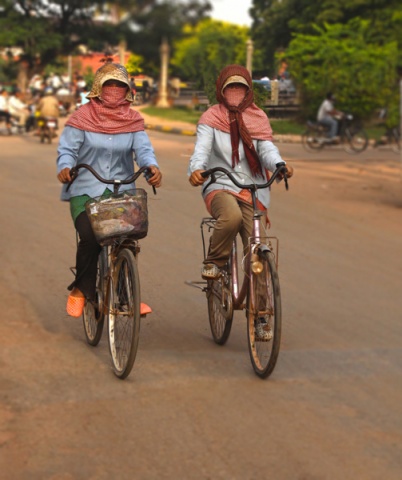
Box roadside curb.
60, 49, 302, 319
144, 123, 303, 142
144, 123, 196, 136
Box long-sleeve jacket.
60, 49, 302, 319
188, 124, 284, 209
57, 126, 159, 200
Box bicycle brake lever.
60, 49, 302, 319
144, 170, 157, 195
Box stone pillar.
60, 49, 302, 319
156, 38, 170, 108
271, 79, 279, 105
246, 39, 254, 77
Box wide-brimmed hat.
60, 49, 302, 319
87, 63, 133, 102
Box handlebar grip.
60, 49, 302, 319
200, 171, 210, 179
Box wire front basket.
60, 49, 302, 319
86, 189, 148, 246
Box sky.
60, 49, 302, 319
209, 0, 253, 27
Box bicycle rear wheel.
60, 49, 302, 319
207, 269, 233, 345
247, 250, 281, 379
345, 128, 368, 153
301, 128, 324, 152
82, 247, 107, 346
107, 248, 140, 379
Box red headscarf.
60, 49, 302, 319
199, 64, 273, 177
66, 64, 144, 134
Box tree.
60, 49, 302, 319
251, 0, 402, 73
125, 0, 212, 77
283, 19, 398, 121
171, 19, 263, 99
0, 0, 212, 87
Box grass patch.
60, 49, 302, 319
270, 119, 305, 135
141, 106, 382, 139
142, 106, 306, 134
141, 106, 201, 125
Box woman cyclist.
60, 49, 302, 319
57, 63, 162, 318
188, 64, 293, 340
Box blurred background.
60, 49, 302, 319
0, 0, 400, 139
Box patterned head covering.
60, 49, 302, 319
87, 63, 133, 102
199, 64, 273, 178
65, 63, 144, 134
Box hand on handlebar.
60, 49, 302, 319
57, 167, 72, 184
277, 164, 294, 181
145, 166, 162, 188
189, 169, 207, 187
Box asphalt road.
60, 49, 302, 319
0, 129, 401, 479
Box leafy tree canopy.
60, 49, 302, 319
251, 0, 402, 73
126, 0, 212, 77
171, 18, 262, 100
0, 0, 212, 78
284, 19, 398, 122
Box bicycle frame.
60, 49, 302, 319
200, 166, 285, 311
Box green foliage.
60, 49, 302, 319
283, 20, 398, 120
124, 0, 212, 77
251, 0, 402, 71
172, 19, 262, 95
252, 83, 270, 109
125, 53, 144, 76
0, 56, 18, 84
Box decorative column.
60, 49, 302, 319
246, 39, 254, 77
156, 38, 170, 108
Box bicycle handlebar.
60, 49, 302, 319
200, 162, 289, 191
66, 164, 156, 194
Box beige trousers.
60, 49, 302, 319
206, 191, 255, 267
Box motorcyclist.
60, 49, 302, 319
36, 87, 60, 134
317, 92, 343, 141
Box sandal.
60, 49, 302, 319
140, 303, 152, 316
66, 295, 85, 318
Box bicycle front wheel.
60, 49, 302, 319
247, 251, 281, 379
345, 128, 368, 153
107, 248, 140, 379
82, 247, 107, 346
207, 273, 233, 345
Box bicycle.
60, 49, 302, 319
186, 163, 289, 379
373, 126, 400, 154
302, 113, 368, 154
67, 164, 155, 379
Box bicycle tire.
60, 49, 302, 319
345, 128, 368, 153
207, 271, 233, 345
82, 247, 107, 346
247, 250, 281, 379
107, 248, 140, 379
301, 128, 324, 152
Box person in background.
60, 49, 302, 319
37, 87, 60, 118
317, 92, 343, 141
0, 88, 12, 134
8, 88, 31, 131
36, 87, 60, 134
188, 64, 293, 341
130, 77, 137, 97
56, 63, 162, 318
